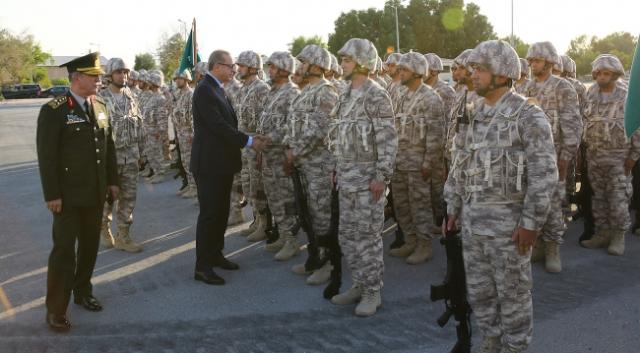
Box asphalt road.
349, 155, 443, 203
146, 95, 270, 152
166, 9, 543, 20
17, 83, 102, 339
0, 99, 639, 353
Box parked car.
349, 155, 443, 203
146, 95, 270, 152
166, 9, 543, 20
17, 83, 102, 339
41, 85, 69, 98
1, 84, 42, 99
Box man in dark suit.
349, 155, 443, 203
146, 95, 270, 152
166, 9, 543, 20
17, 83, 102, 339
36, 52, 119, 332
190, 50, 268, 285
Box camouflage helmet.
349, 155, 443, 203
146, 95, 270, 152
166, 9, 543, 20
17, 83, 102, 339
453, 49, 474, 69
338, 38, 378, 71
592, 54, 625, 76
105, 58, 130, 76
294, 58, 305, 76
526, 41, 559, 64
267, 51, 296, 73
467, 40, 520, 80
424, 53, 444, 72
385, 53, 402, 65
194, 61, 208, 75
148, 71, 164, 87
329, 53, 339, 73
376, 56, 384, 72
173, 68, 192, 81
553, 54, 563, 72
519, 58, 530, 76
129, 69, 139, 81
297, 45, 332, 71
560, 55, 573, 74
137, 69, 148, 83
236, 50, 262, 69
397, 52, 429, 76
568, 57, 577, 75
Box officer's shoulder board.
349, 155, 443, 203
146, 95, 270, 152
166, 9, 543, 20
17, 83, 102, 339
47, 95, 68, 109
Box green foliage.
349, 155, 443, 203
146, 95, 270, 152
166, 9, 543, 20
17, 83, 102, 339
328, 0, 495, 58
501, 35, 529, 58
51, 77, 70, 86
0, 28, 51, 85
134, 53, 157, 71
289, 35, 327, 56
33, 67, 51, 88
567, 32, 637, 76
157, 32, 186, 80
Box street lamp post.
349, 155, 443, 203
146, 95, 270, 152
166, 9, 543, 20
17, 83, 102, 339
394, 5, 400, 53
178, 19, 187, 41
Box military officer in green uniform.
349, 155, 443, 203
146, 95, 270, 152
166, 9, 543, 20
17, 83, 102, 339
36, 52, 119, 332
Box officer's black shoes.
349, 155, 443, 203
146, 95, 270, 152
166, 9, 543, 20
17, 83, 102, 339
73, 295, 103, 312
46, 312, 71, 332
194, 269, 226, 285
212, 256, 239, 270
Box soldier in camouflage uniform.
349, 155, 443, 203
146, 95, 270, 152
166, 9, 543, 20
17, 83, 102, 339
385, 53, 404, 105
143, 71, 170, 183
328, 53, 348, 93
444, 40, 558, 353
256, 52, 301, 257
193, 61, 208, 84
524, 42, 582, 273
514, 58, 530, 95
171, 68, 196, 198
580, 55, 640, 256
98, 58, 145, 253
388, 53, 445, 265
292, 58, 308, 89
370, 56, 388, 87
283, 44, 338, 271
560, 55, 587, 114
329, 38, 397, 317
128, 69, 140, 97
236, 51, 271, 240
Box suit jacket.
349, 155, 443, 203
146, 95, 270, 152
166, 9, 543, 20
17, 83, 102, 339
36, 93, 118, 207
190, 74, 248, 176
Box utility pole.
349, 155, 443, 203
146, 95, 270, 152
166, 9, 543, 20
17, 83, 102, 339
510, 0, 514, 46
394, 5, 400, 52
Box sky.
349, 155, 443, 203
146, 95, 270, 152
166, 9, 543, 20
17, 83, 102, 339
1, 0, 638, 66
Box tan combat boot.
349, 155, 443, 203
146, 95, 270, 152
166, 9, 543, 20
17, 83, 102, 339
181, 185, 198, 199
265, 236, 286, 252
331, 284, 362, 305
227, 207, 245, 227
291, 262, 312, 275
100, 222, 114, 249
246, 213, 268, 242
354, 289, 381, 317
544, 241, 562, 273
274, 236, 299, 261
149, 172, 165, 184
242, 212, 261, 237
406, 239, 433, 265
580, 230, 610, 249
607, 231, 625, 256
114, 226, 143, 253
474, 336, 502, 353
306, 262, 332, 285
530, 240, 545, 263
389, 234, 417, 258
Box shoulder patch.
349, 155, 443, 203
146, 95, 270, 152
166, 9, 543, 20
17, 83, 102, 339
47, 95, 67, 109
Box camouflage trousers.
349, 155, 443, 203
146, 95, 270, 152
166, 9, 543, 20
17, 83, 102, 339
391, 170, 440, 240
241, 150, 267, 214
299, 162, 333, 236
540, 180, 567, 244
102, 163, 139, 228
462, 229, 533, 351
230, 173, 243, 211
262, 147, 297, 237
339, 189, 385, 291
175, 126, 195, 186
431, 168, 446, 227
587, 152, 632, 233
159, 119, 170, 161
145, 126, 166, 174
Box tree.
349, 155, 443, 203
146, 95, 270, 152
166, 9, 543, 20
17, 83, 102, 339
567, 32, 637, 77
327, 0, 494, 59
134, 53, 157, 71
289, 35, 327, 56
0, 28, 51, 85
157, 32, 186, 80
501, 35, 529, 58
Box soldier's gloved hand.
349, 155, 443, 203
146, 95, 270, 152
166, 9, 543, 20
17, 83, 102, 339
511, 227, 537, 255
46, 199, 62, 213
624, 158, 636, 176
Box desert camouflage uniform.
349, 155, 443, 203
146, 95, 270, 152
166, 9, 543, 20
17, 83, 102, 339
143, 90, 168, 175
224, 78, 244, 212
172, 87, 195, 188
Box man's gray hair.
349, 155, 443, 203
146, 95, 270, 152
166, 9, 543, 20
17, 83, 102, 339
208, 50, 231, 71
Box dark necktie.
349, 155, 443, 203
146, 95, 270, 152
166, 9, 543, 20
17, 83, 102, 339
84, 101, 94, 122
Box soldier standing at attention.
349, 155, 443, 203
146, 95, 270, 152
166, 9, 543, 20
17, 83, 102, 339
37, 53, 119, 332
444, 40, 558, 353
172, 69, 197, 199
330, 38, 397, 317
98, 58, 145, 253
514, 58, 530, 95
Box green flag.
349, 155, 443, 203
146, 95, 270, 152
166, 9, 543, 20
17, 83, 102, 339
624, 36, 640, 137
178, 28, 202, 74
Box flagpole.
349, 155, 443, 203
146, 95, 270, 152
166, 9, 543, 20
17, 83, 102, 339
192, 18, 197, 66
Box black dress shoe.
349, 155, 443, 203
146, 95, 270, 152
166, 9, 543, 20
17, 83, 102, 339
212, 256, 239, 270
194, 269, 225, 285
73, 295, 103, 312
46, 312, 71, 332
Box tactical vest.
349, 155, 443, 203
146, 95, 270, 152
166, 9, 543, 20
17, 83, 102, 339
526, 78, 562, 146
238, 80, 265, 133
258, 85, 291, 144
583, 94, 627, 151
454, 95, 529, 205
288, 82, 332, 140
328, 85, 378, 164
102, 89, 143, 150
